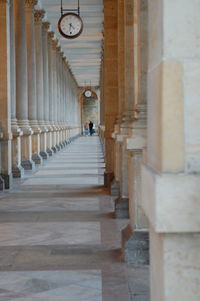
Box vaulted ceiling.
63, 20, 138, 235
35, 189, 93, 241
39, 0, 104, 87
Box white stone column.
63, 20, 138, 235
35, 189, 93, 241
51, 39, 60, 151
142, 1, 200, 300
14, 0, 34, 170
10, 0, 24, 178
0, 0, 12, 189
47, 31, 54, 154
41, 21, 50, 158
34, 9, 47, 162
25, 1, 42, 165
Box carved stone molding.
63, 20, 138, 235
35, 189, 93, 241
25, 0, 37, 9
34, 9, 45, 23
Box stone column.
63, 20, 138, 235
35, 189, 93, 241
142, 1, 200, 300
25, 1, 42, 165
14, 0, 34, 170
122, 0, 149, 264
47, 31, 54, 155
56, 46, 62, 149
114, 0, 136, 218
34, 9, 47, 162
103, 0, 119, 188
10, 0, 24, 178
39, 20, 50, 159
111, 0, 125, 199
0, 0, 12, 189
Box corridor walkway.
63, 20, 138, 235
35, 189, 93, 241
0, 136, 135, 301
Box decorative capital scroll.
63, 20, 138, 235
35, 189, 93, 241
56, 46, 61, 53
34, 9, 45, 23
42, 21, 50, 31
0, 0, 9, 6
52, 39, 58, 50
48, 31, 54, 39
25, 0, 37, 9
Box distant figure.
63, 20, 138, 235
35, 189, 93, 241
89, 121, 94, 136
84, 122, 89, 136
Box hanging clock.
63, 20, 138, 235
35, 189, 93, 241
58, 12, 83, 39
84, 90, 92, 98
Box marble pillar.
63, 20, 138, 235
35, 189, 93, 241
0, 0, 12, 189
10, 0, 24, 178
14, 0, 34, 170
142, 0, 200, 300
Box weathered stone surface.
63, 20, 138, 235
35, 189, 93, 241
32, 153, 43, 164
122, 224, 149, 264
12, 166, 24, 178
21, 160, 35, 170
40, 151, 49, 160
115, 197, 129, 219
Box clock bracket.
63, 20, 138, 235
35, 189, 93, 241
60, 0, 80, 16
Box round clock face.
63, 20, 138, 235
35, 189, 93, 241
84, 90, 92, 98
58, 13, 83, 39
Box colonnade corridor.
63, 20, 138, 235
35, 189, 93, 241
0, 136, 149, 301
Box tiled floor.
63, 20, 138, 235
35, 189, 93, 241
0, 135, 149, 301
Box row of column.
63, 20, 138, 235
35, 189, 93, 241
100, 0, 200, 300
0, 0, 81, 189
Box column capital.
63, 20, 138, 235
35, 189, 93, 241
0, 0, 9, 6
48, 31, 54, 39
34, 9, 45, 23
56, 46, 61, 53
52, 39, 59, 50
42, 21, 50, 31
25, 0, 37, 9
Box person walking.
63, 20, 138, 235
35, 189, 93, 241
89, 121, 94, 136
84, 122, 89, 136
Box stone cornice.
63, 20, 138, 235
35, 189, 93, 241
34, 9, 45, 23
25, 0, 37, 9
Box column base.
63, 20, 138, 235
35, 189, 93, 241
12, 166, 24, 178
1, 173, 13, 189
40, 151, 49, 160
59, 142, 64, 149
115, 197, 129, 218
47, 148, 53, 156
51, 146, 57, 153
56, 144, 61, 151
122, 224, 149, 264
0, 176, 4, 190
32, 153, 43, 165
21, 160, 35, 170
104, 171, 114, 188
111, 180, 120, 197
